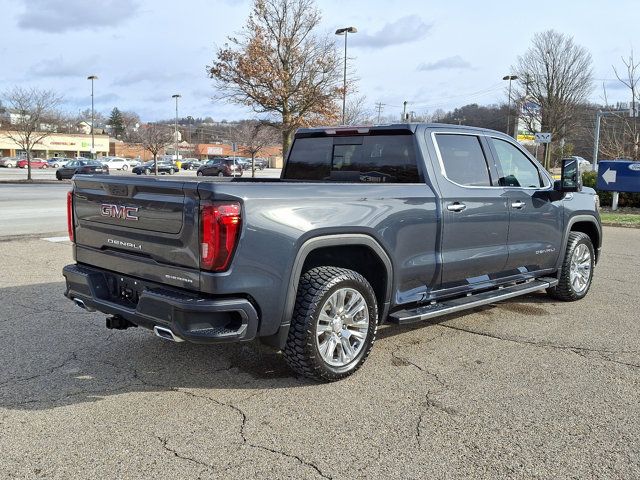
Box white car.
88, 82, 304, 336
562, 156, 592, 173
101, 157, 134, 171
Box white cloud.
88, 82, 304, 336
349, 15, 431, 49
417, 56, 472, 71
17, 0, 139, 33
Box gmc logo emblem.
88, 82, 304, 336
100, 204, 139, 221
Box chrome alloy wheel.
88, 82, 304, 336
316, 288, 369, 367
570, 243, 592, 293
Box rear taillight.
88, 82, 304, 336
66, 190, 74, 243
200, 202, 241, 271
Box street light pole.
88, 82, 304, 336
87, 75, 98, 159
503, 75, 518, 138
335, 26, 357, 125
172, 94, 181, 164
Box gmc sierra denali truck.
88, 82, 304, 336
63, 124, 601, 381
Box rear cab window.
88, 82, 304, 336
433, 133, 492, 187
283, 134, 421, 183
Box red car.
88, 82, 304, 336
17, 158, 49, 169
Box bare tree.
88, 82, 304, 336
230, 121, 278, 177
514, 30, 594, 143
136, 123, 173, 175
2, 87, 62, 181
120, 111, 141, 142
208, 0, 343, 155
343, 95, 372, 125
599, 50, 640, 160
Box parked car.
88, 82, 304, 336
180, 158, 203, 170
63, 123, 602, 381
56, 160, 109, 180
196, 158, 243, 177
254, 158, 268, 170
17, 158, 49, 169
101, 156, 136, 171
235, 158, 252, 170
0, 156, 20, 168
47, 157, 72, 168
132, 159, 178, 175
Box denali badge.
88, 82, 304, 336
107, 238, 142, 250
101, 204, 139, 221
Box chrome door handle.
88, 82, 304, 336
447, 202, 467, 212
511, 200, 526, 209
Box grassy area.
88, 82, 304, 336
600, 212, 640, 227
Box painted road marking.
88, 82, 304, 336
42, 236, 70, 243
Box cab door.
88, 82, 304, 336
430, 132, 511, 289
486, 136, 563, 272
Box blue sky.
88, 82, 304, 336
0, 0, 636, 122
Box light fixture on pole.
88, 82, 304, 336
172, 94, 181, 163
503, 75, 518, 137
87, 75, 98, 158
335, 26, 357, 125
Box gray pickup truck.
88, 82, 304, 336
63, 123, 601, 381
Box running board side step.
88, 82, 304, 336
388, 278, 558, 325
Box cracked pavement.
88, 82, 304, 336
1, 227, 639, 479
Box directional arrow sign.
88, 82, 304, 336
602, 168, 616, 184
597, 160, 640, 193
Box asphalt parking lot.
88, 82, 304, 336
1, 227, 639, 479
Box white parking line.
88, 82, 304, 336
42, 236, 70, 243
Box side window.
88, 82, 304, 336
435, 134, 491, 187
490, 138, 543, 188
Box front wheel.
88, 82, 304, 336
217, 171, 224, 177
144, 168, 151, 175
122, 164, 128, 171
547, 232, 595, 301
197, 171, 204, 176
283, 267, 378, 381
56, 172, 62, 181
168, 168, 175, 175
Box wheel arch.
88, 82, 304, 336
557, 215, 602, 273
262, 234, 394, 349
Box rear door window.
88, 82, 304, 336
283, 135, 420, 183
434, 134, 492, 187
490, 138, 543, 188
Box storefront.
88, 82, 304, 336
0, 132, 110, 158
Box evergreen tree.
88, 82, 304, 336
109, 107, 125, 138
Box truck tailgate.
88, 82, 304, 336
72, 176, 202, 289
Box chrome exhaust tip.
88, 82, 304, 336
73, 298, 96, 312
153, 326, 184, 343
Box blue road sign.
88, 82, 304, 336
596, 160, 640, 193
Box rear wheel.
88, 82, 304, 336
197, 171, 204, 176
169, 168, 175, 175
122, 164, 128, 171
547, 232, 594, 301
41, 164, 48, 169
56, 172, 62, 181
283, 267, 378, 381
217, 171, 224, 177
144, 168, 151, 175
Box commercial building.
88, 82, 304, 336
0, 131, 109, 158
194, 143, 283, 167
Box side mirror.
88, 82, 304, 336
555, 158, 582, 192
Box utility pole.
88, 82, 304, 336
375, 102, 384, 124
402, 101, 408, 122
172, 94, 181, 167
335, 27, 357, 125
503, 75, 518, 138
87, 75, 98, 159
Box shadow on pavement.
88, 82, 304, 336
0, 282, 311, 412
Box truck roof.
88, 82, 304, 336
294, 123, 508, 138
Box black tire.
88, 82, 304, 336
547, 232, 595, 301
144, 168, 151, 175
122, 164, 128, 171
283, 266, 378, 381
217, 171, 224, 177
169, 168, 175, 175
197, 171, 204, 176
56, 172, 62, 181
